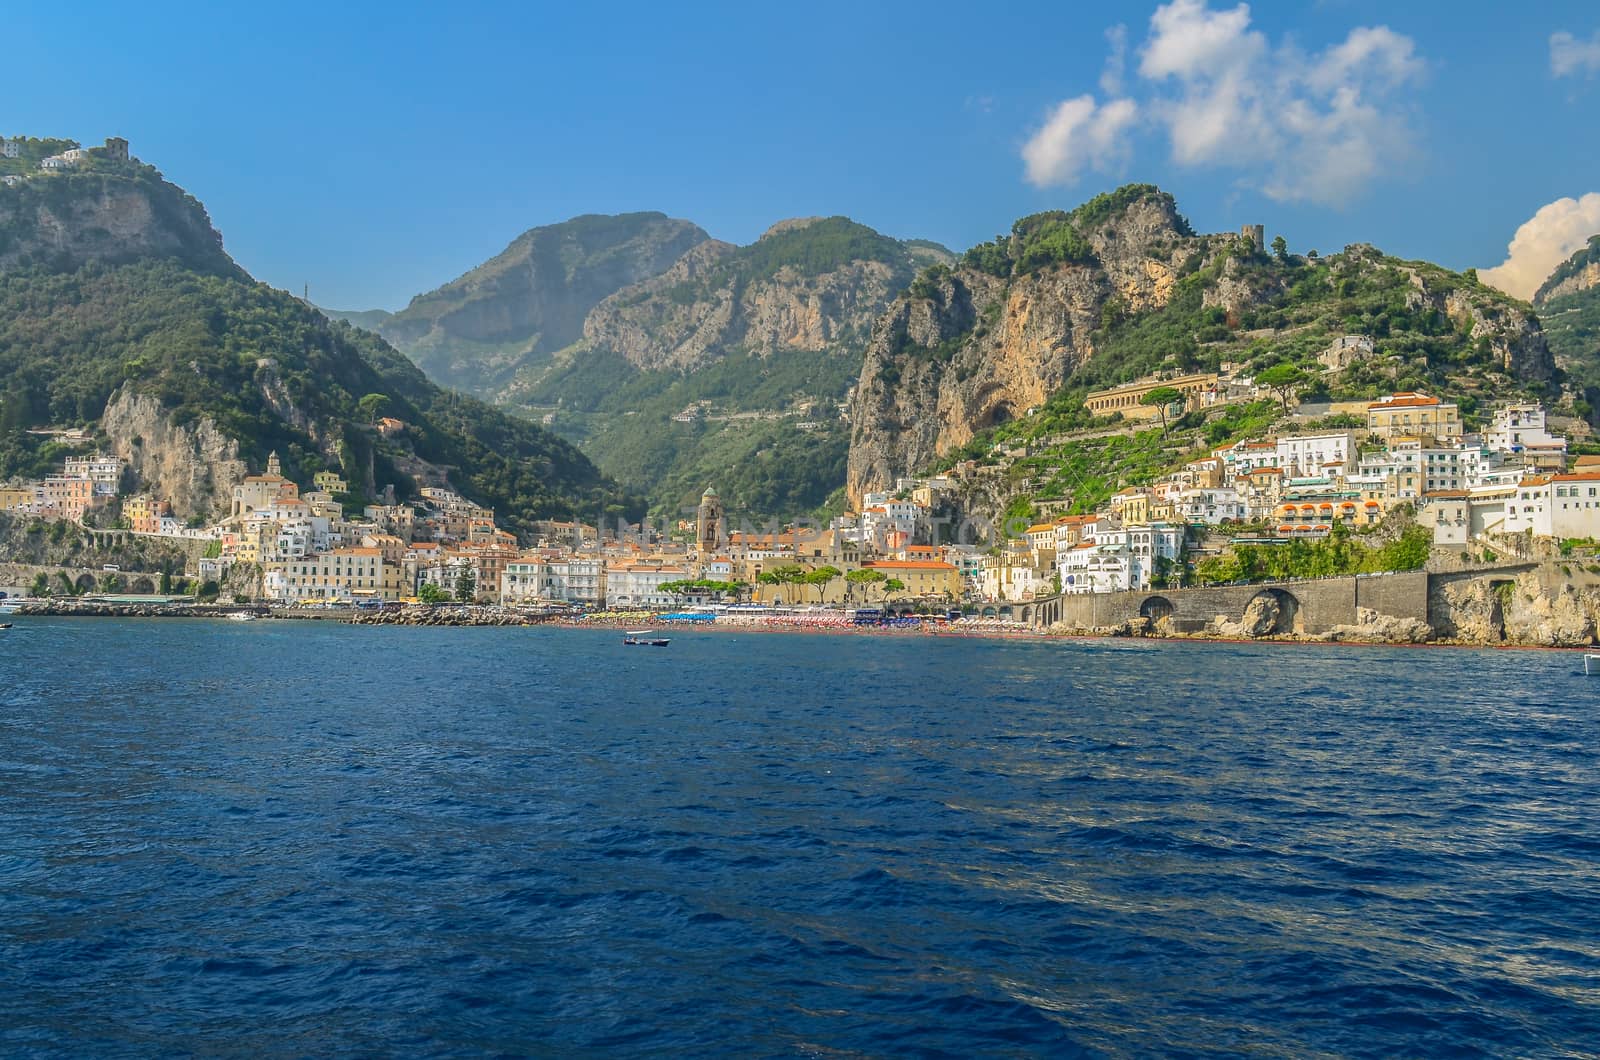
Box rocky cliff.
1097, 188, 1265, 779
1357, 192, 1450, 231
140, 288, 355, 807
1537, 261, 1600, 306
0, 162, 234, 276
375, 212, 710, 394
848, 188, 1204, 505
1430, 569, 1600, 646
577, 217, 928, 373
1534, 236, 1600, 306
101, 385, 247, 517
847, 187, 1558, 508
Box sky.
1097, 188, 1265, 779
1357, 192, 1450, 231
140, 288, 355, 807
7, 0, 1599, 309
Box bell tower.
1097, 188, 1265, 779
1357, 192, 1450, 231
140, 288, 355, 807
696, 486, 724, 555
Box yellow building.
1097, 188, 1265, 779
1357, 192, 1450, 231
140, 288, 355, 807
1109, 489, 1151, 525
0, 487, 36, 511
864, 560, 962, 599
1367, 393, 1461, 443
269, 547, 391, 602
312, 470, 349, 494
1085, 372, 1219, 420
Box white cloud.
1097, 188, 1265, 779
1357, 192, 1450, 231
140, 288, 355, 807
1022, 96, 1140, 187
1020, 0, 1425, 206
1551, 29, 1600, 79
1480, 193, 1600, 301
1100, 25, 1129, 96
1138, 0, 1262, 81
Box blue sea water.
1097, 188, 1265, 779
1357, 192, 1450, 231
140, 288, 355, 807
2, 619, 1599, 1057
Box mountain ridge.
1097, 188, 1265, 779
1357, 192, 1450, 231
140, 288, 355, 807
0, 152, 639, 536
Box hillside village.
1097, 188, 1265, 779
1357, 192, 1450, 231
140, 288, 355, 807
4, 376, 1595, 616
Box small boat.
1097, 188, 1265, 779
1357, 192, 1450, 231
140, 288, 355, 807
0, 622, 11, 630
623, 630, 670, 646
225, 612, 259, 622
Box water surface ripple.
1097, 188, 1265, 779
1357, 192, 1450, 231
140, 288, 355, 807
2, 620, 1598, 1056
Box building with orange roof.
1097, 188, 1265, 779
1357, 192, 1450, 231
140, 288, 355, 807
858, 559, 961, 600
1367, 392, 1461, 443
231, 451, 299, 518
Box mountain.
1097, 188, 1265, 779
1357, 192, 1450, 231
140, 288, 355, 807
0, 151, 639, 537
325, 307, 394, 332
1535, 236, 1600, 409
848, 184, 1557, 505
372, 212, 710, 395
1534, 235, 1600, 306
511, 216, 952, 521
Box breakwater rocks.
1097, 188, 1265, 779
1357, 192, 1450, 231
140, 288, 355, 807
344, 606, 555, 627
16, 600, 269, 619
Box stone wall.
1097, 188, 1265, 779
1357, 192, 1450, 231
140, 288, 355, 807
1030, 571, 1431, 635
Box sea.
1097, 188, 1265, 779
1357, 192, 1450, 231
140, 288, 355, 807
2, 618, 1598, 1057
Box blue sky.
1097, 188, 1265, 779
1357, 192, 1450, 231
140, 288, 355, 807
8, 0, 1599, 308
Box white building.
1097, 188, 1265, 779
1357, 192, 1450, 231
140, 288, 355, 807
1504, 473, 1600, 540
1059, 542, 1139, 595
1127, 523, 1184, 571
1274, 432, 1354, 479
1418, 492, 1471, 547
604, 563, 688, 609
1174, 487, 1248, 524
1485, 403, 1564, 459
861, 500, 922, 546
502, 554, 605, 606
981, 551, 1043, 602
0, 138, 18, 159
61, 452, 124, 496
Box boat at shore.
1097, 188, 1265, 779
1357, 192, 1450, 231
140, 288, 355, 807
623, 630, 670, 646
225, 612, 259, 622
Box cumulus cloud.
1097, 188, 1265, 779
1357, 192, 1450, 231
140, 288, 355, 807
1019, 0, 1424, 205
1480, 193, 1600, 301
1551, 29, 1600, 78
1022, 96, 1140, 187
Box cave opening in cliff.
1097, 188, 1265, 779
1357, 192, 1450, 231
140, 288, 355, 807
980, 401, 1015, 430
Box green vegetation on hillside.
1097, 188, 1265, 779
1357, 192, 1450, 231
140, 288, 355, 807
959, 185, 1192, 280
1193, 524, 1432, 584
724, 217, 908, 284
932, 239, 1553, 498
0, 257, 640, 533
526, 345, 852, 521
511, 217, 933, 520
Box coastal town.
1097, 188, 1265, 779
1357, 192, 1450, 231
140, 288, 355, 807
4, 382, 1595, 624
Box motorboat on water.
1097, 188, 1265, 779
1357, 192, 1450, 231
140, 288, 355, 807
622, 630, 670, 646
225, 612, 259, 622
